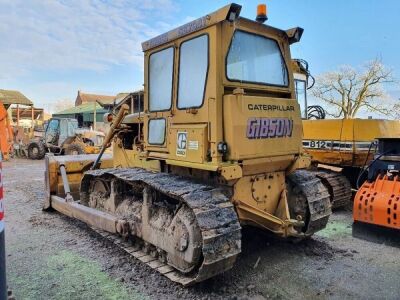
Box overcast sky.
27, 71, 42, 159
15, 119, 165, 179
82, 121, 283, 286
1, 0, 399, 114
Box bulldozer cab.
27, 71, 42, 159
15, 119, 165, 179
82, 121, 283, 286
45, 118, 78, 147
140, 3, 305, 167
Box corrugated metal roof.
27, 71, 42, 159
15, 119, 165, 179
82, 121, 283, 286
54, 102, 107, 115
0, 89, 33, 106
114, 92, 131, 104
115, 90, 144, 106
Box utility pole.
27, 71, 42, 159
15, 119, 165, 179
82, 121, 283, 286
93, 101, 96, 130
16, 104, 19, 127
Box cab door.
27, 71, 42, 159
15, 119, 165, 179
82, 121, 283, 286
144, 46, 174, 154
45, 118, 60, 146
167, 32, 212, 164
144, 28, 215, 164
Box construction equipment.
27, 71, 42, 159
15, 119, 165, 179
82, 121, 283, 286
0, 103, 14, 160
354, 138, 400, 230
44, 3, 333, 285
27, 117, 105, 159
293, 59, 400, 209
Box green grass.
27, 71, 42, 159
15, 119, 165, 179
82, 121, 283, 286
9, 250, 146, 300
317, 219, 352, 238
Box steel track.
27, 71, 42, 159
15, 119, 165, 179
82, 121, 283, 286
81, 168, 242, 286
288, 170, 332, 235
313, 170, 352, 209
81, 168, 331, 285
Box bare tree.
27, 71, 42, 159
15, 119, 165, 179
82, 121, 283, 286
53, 99, 75, 113
394, 102, 400, 119
311, 59, 395, 119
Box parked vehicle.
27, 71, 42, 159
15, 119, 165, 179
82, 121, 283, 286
27, 117, 105, 159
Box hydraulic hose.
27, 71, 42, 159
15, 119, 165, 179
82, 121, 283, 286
356, 149, 392, 189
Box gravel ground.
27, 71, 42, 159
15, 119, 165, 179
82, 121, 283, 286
3, 159, 400, 299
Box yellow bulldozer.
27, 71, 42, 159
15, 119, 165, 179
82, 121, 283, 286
43, 3, 335, 285
292, 59, 400, 209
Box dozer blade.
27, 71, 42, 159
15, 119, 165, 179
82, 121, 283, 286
44, 153, 113, 209
353, 174, 400, 230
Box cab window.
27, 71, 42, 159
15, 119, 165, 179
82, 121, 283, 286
149, 47, 174, 111
295, 79, 307, 119
47, 119, 59, 133
45, 119, 59, 144
67, 120, 78, 136
227, 30, 288, 87
177, 35, 209, 109
148, 118, 166, 145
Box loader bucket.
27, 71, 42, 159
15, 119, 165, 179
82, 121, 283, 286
353, 174, 400, 230
44, 153, 113, 210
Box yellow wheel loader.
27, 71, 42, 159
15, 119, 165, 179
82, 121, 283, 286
293, 59, 400, 209
27, 117, 105, 159
44, 3, 333, 285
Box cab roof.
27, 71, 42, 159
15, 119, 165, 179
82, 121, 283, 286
141, 3, 302, 52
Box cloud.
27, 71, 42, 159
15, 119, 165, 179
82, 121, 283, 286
0, 0, 179, 79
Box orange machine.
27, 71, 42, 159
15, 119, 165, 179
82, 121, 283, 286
354, 138, 400, 230
0, 102, 13, 160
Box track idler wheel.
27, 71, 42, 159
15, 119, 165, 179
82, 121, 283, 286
287, 170, 332, 236
142, 187, 203, 274
286, 177, 309, 234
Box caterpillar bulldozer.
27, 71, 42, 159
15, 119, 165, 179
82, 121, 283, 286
293, 59, 400, 209
44, 3, 333, 285
27, 117, 105, 159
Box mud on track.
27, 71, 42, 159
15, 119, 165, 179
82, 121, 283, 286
4, 159, 400, 299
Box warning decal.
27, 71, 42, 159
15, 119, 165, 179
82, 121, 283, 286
188, 141, 199, 150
